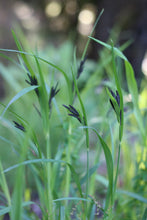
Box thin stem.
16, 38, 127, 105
71, 69, 89, 215
81, 9, 104, 60
0, 161, 11, 207
114, 141, 121, 196
65, 123, 72, 199
46, 127, 53, 219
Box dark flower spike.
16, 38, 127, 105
110, 89, 120, 106
109, 89, 121, 123
49, 83, 60, 109
116, 90, 120, 106
13, 121, 25, 132
77, 56, 87, 79
63, 104, 82, 123
25, 73, 39, 96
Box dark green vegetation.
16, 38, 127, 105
0, 29, 147, 220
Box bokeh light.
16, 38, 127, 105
13, 2, 34, 20
45, 2, 62, 18
77, 5, 96, 36
78, 9, 95, 25
13, 2, 39, 30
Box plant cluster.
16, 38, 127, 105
0, 22, 147, 220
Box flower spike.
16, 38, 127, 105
108, 89, 121, 123
25, 73, 39, 96
77, 56, 87, 79
49, 83, 60, 109
63, 104, 82, 123
13, 121, 25, 132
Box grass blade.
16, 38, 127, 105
88, 37, 127, 61
117, 189, 147, 204
142, 208, 147, 220
11, 30, 34, 76
3, 158, 83, 198
0, 162, 11, 206
125, 60, 146, 144
0, 202, 34, 216
81, 126, 113, 210
0, 85, 38, 117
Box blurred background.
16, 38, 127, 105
0, 0, 147, 97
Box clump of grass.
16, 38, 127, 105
0, 14, 147, 220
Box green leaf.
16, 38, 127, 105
142, 208, 147, 220
80, 126, 113, 209
2, 158, 83, 198
0, 47, 72, 103
80, 162, 101, 185
88, 37, 127, 61
0, 162, 11, 206
0, 202, 34, 216
117, 189, 147, 204
125, 60, 146, 143
53, 197, 90, 202
11, 30, 34, 76
106, 88, 120, 123
1, 86, 38, 117
89, 36, 145, 144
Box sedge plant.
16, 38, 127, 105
0, 19, 147, 220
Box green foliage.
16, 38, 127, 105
0, 29, 146, 220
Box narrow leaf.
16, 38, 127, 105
2, 159, 83, 198
1, 86, 38, 117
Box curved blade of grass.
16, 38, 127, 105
111, 43, 124, 141
0, 201, 35, 216
80, 162, 101, 185
0, 53, 22, 68
0, 136, 18, 149
117, 189, 147, 204
0, 64, 22, 92
81, 9, 104, 60
96, 174, 108, 187
53, 197, 91, 202
89, 37, 146, 144
88, 37, 127, 61
11, 30, 35, 76
106, 88, 121, 123
125, 60, 146, 144
0, 85, 38, 117
80, 126, 113, 209
0, 161, 11, 206
0, 48, 72, 103
2, 158, 83, 198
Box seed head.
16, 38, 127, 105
25, 73, 39, 96
13, 121, 25, 132
63, 104, 82, 123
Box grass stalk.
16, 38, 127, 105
0, 161, 11, 207
46, 129, 53, 219
113, 142, 121, 196
71, 68, 90, 216
65, 122, 72, 201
